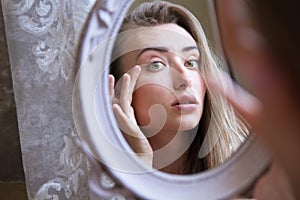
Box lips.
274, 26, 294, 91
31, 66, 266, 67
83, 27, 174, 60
172, 95, 198, 107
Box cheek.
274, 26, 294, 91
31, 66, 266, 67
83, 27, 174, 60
192, 74, 207, 98
132, 85, 170, 126
132, 88, 151, 118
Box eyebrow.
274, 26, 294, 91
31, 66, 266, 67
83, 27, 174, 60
136, 46, 199, 60
182, 46, 199, 52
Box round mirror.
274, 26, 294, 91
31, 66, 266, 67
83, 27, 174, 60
72, 0, 270, 199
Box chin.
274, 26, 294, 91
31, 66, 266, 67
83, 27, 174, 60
178, 120, 199, 131
164, 118, 199, 132
178, 112, 202, 130
162, 111, 202, 132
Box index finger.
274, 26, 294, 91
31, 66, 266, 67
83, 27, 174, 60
126, 65, 141, 102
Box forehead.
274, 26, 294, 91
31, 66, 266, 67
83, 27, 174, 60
114, 24, 197, 56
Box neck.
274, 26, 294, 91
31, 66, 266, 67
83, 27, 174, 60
146, 129, 195, 174
159, 150, 189, 174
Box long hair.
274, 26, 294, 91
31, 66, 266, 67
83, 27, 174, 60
110, 0, 248, 173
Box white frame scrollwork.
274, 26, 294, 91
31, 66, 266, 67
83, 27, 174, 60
72, 0, 271, 199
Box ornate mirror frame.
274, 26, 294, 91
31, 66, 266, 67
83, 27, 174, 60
72, 0, 271, 199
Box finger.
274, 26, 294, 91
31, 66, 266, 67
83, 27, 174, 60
112, 103, 129, 134
118, 73, 131, 115
109, 75, 119, 104
126, 65, 141, 102
108, 75, 115, 99
206, 71, 263, 127
113, 104, 152, 155
112, 104, 141, 138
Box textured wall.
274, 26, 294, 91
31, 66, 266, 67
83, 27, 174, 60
0, 1, 24, 182
1, 0, 95, 199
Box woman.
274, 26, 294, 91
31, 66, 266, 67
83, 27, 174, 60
109, 1, 248, 174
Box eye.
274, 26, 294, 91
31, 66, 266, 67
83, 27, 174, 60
185, 60, 199, 69
147, 61, 165, 71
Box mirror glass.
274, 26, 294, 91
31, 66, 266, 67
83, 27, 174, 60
73, 0, 270, 199
108, 0, 249, 175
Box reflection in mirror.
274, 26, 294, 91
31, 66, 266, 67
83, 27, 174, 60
108, 0, 249, 175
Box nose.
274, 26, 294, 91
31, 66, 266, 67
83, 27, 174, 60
171, 59, 192, 90
175, 72, 192, 90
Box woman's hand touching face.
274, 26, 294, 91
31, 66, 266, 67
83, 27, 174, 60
109, 66, 153, 168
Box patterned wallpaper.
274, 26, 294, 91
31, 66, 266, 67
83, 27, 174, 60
1, 0, 95, 199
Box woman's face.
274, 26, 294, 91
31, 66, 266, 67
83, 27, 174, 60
118, 23, 206, 134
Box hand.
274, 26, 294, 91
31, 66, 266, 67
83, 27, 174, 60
206, 55, 299, 200
253, 163, 295, 200
109, 65, 153, 168
211, 1, 300, 197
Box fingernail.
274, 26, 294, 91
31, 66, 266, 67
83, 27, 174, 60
123, 73, 129, 80
134, 65, 141, 72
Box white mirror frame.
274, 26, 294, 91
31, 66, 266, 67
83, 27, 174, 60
72, 0, 271, 199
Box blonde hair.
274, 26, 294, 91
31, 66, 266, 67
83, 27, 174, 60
111, 0, 248, 173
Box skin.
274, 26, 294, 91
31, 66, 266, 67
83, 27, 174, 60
109, 24, 206, 173
210, 0, 300, 199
